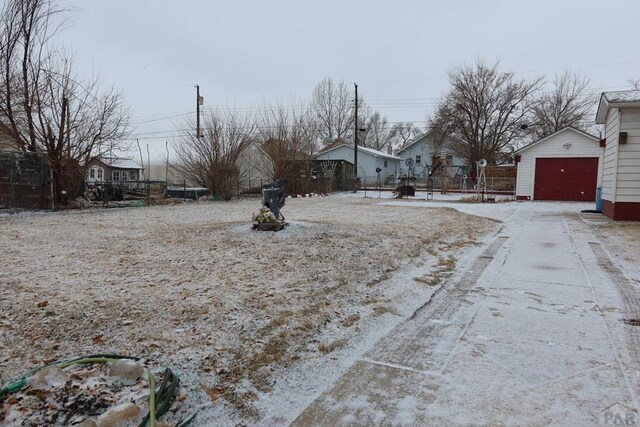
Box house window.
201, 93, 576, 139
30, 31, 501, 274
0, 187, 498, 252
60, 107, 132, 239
112, 171, 120, 181
121, 171, 129, 181
445, 154, 453, 165
130, 171, 137, 181
415, 155, 422, 165
89, 168, 95, 179
97, 168, 103, 180
384, 160, 388, 168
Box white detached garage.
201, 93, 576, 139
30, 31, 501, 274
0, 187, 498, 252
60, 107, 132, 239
514, 127, 603, 201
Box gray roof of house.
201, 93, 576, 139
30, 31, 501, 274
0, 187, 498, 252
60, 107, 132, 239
92, 158, 144, 169
316, 142, 400, 160
111, 159, 143, 169
596, 90, 640, 124
603, 90, 640, 103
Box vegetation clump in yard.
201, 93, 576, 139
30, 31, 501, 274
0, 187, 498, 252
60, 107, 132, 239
252, 207, 287, 231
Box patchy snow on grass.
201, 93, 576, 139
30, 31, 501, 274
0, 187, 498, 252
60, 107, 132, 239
585, 214, 640, 281
0, 195, 498, 424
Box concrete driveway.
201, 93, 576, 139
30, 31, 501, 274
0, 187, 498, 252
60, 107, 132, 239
292, 202, 640, 426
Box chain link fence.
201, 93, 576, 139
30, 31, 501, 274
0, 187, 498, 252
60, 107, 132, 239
0, 151, 52, 210
84, 180, 171, 203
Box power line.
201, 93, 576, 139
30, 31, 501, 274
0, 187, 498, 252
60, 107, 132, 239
128, 82, 633, 120
131, 111, 195, 125
125, 81, 636, 135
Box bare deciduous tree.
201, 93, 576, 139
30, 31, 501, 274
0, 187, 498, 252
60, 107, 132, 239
358, 113, 420, 152
360, 112, 392, 151
430, 59, 542, 165
530, 72, 596, 139
629, 78, 640, 90
391, 122, 421, 148
252, 105, 317, 192
258, 104, 316, 181
0, 0, 130, 203
173, 110, 256, 199
310, 78, 367, 144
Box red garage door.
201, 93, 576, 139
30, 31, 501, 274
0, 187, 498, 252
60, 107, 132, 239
534, 157, 598, 201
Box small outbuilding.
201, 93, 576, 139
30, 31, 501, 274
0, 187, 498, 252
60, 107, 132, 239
595, 90, 640, 221
514, 127, 602, 201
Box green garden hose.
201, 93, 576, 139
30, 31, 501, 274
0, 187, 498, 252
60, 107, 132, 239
0, 354, 180, 427
0, 354, 139, 398
148, 369, 156, 427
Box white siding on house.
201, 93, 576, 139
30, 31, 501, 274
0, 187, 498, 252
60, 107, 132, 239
237, 142, 273, 190
515, 128, 602, 200
396, 135, 466, 177
315, 145, 401, 185
616, 110, 640, 202
602, 108, 620, 201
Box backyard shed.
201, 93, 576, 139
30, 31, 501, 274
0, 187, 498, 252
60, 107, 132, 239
514, 127, 602, 201
595, 90, 640, 221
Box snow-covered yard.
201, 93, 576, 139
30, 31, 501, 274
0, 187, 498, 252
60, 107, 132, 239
588, 218, 640, 273
0, 195, 497, 424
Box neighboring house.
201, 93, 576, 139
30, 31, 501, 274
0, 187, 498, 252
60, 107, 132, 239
595, 90, 640, 221
237, 141, 273, 190
85, 158, 144, 187
514, 126, 602, 201
314, 138, 401, 185
0, 122, 20, 152
395, 130, 467, 178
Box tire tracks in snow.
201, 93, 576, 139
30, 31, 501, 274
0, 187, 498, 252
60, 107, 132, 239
364, 235, 509, 373
362, 206, 530, 374
564, 213, 640, 412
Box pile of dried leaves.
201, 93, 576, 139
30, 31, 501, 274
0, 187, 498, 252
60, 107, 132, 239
0, 358, 187, 426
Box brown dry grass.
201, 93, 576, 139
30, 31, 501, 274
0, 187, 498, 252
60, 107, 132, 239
0, 196, 496, 420
589, 220, 640, 266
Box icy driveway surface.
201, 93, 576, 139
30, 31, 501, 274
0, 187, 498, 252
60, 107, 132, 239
292, 202, 640, 426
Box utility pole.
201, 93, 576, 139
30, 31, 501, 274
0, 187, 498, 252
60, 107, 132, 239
354, 82, 358, 181
65, 97, 71, 159
165, 141, 169, 183
196, 84, 203, 138
60, 96, 68, 157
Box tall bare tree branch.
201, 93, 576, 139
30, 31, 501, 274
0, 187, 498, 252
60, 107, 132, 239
257, 103, 316, 180
0, 0, 130, 203
173, 110, 257, 199
430, 59, 542, 165
529, 71, 596, 139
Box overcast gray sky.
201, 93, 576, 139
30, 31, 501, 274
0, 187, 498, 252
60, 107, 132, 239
57, 0, 639, 158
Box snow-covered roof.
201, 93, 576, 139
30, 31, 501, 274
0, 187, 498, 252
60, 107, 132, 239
395, 129, 460, 156
357, 145, 400, 160
395, 130, 434, 154
514, 126, 598, 154
603, 90, 640, 103
89, 157, 144, 169
595, 90, 640, 124
316, 142, 400, 160
107, 159, 143, 169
